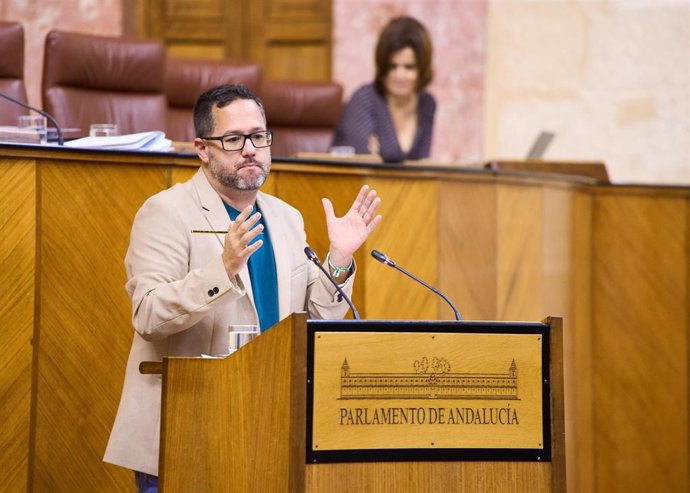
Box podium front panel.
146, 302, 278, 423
306, 320, 551, 463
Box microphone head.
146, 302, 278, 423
304, 246, 320, 265
371, 249, 393, 266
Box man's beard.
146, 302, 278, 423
208, 156, 270, 191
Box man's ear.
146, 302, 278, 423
194, 138, 209, 163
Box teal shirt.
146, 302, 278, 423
223, 202, 279, 333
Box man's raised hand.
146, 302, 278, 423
222, 205, 263, 278
321, 184, 382, 267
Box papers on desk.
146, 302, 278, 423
64, 131, 172, 152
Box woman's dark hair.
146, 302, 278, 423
374, 16, 433, 95
193, 84, 265, 138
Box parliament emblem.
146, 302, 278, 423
307, 323, 550, 463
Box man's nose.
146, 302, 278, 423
241, 136, 256, 156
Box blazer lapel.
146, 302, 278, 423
257, 193, 291, 320
192, 168, 229, 247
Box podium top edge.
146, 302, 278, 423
306, 319, 552, 329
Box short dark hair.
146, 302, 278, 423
374, 16, 433, 95
193, 84, 266, 138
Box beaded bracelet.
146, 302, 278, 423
326, 253, 353, 277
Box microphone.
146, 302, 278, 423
304, 246, 360, 320
0, 92, 64, 145
371, 249, 462, 321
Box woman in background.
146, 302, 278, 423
332, 16, 436, 163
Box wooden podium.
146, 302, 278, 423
144, 314, 565, 492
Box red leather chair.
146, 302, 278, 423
0, 21, 29, 125
165, 57, 262, 142
260, 79, 343, 157
42, 30, 166, 137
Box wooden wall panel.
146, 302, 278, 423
565, 189, 595, 493
267, 43, 330, 81
496, 184, 543, 320
439, 180, 497, 321
541, 187, 574, 319
2, 147, 689, 492
168, 44, 226, 60
138, 0, 332, 79
143, 0, 231, 59
170, 166, 196, 187
362, 177, 438, 320
257, 0, 332, 80
33, 162, 168, 492
0, 159, 35, 493
592, 191, 689, 493
541, 186, 595, 493
307, 462, 551, 493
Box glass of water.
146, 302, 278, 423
18, 115, 47, 144
89, 123, 118, 137
207, 324, 259, 357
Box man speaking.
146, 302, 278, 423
104, 84, 382, 492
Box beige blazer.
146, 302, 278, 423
104, 169, 353, 476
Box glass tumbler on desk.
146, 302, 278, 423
329, 145, 355, 157
18, 115, 48, 144
89, 123, 118, 137
208, 324, 259, 357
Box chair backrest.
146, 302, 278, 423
260, 79, 343, 157
0, 21, 29, 125
42, 30, 166, 137
165, 57, 262, 142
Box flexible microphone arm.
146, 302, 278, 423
304, 246, 360, 320
371, 249, 462, 320
0, 92, 64, 145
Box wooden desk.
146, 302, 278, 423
1, 144, 687, 492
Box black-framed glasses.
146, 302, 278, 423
202, 130, 273, 151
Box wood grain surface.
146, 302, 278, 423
1, 145, 688, 492
592, 191, 688, 493
160, 314, 307, 492
159, 316, 562, 492
0, 158, 35, 492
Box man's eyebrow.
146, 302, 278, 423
220, 127, 266, 136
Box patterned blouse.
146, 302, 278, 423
332, 83, 436, 163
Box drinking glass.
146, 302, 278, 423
329, 145, 355, 157
207, 324, 259, 357
18, 115, 47, 144
89, 123, 118, 137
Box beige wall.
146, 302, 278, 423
484, 0, 690, 184
1, 0, 688, 184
